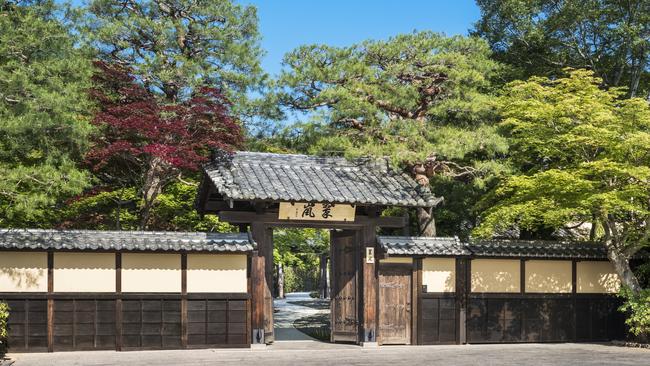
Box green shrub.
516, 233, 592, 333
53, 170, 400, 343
0, 301, 9, 354
283, 266, 320, 293
618, 287, 650, 338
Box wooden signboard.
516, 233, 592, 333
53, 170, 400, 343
278, 202, 356, 222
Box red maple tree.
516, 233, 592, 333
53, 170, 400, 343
86, 61, 243, 229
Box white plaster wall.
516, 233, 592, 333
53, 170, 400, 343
121, 253, 181, 292
471, 259, 520, 293
187, 254, 247, 293
577, 261, 620, 293
0, 252, 47, 292
54, 252, 115, 292
422, 258, 455, 292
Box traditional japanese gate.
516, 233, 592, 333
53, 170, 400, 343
197, 151, 438, 345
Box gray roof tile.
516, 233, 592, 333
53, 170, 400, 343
378, 236, 469, 256
378, 236, 610, 259
0, 229, 255, 253
204, 151, 440, 207
467, 239, 608, 259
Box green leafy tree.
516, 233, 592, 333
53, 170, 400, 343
0, 0, 93, 227
61, 181, 234, 232
474, 0, 650, 98
0, 301, 8, 354
274, 32, 508, 236
475, 69, 650, 293
619, 287, 650, 338
72, 0, 261, 230
273, 228, 329, 296
84, 0, 266, 118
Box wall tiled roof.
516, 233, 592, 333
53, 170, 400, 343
378, 236, 609, 259
0, 229, 255, 253
203, 151, 440, 207
378, 236, 469, 256
466, 239, 608, 259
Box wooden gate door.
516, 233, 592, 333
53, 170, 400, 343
330, 230, 359, 343
378, 264, 411, 345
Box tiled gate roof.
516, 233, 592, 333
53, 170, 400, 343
202, 151, 439, 207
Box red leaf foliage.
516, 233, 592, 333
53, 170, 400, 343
86, 61, 243, 179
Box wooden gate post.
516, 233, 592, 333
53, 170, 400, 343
47, 250, 54, 353
362, 223, 378, 345
251, 253, 265, 345
456, 258, 469, 344
250, 222, 274, 343
456, 258, 471, 344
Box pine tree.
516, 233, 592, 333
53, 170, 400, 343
273, 32, 508, 236
0, 0, 93, 226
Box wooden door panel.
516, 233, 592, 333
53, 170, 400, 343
379, 264, 411, 345
330, 230, 358, 343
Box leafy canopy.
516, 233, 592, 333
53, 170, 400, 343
81, 62, 242, 229
272, 32, 509, 236
474, 0, 650, 97
61, 182, 234, 232
0, 0, 93, 227
476, 69, 650, 255
618, 287, 650, 337
273, 228, 329, 270
84, 0, 267, 118
276, 32, 506, 167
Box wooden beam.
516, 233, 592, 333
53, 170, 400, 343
520, 259, 526, 294
250, 222, 274, 343
456, 257, 468, 345
181, 253, 188, 349
219, 211, 407, 228
47, 251, 53, 352
361, 223, 377, 343
412, 258, 421, 345
251, 254, 265, 344
572, 259, 577, 342
115, 253, 122, 351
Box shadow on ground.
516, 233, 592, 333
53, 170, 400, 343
293, 312, 331, 342
286, 300, 330, 310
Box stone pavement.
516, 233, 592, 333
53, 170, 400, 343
7, 343, 649, 366
273, 292, 328, 341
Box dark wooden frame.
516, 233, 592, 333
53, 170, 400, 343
1, 249, 253, 352
238, 209, 406, 345
407, 255, 623, 345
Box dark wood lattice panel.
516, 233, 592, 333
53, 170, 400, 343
186, 299, 247, 347
467, 296, 623, 343
4, 299, 48, 352
52, 299, 116, 351
419, 297, 457, 344
121, 299, 181, 350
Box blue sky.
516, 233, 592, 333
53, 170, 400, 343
68, 1, 481, 76
245, 0, 481, 76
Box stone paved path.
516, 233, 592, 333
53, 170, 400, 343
8, 343, 649, 366
273, 292, 329, 342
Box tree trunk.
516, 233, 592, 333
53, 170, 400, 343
139, 157, 166, 230
417, 206, 436, 236
605, 242, 642, 294
277, 263, 285, 299
602, 217, 643, 294
318, 253, 329, 299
